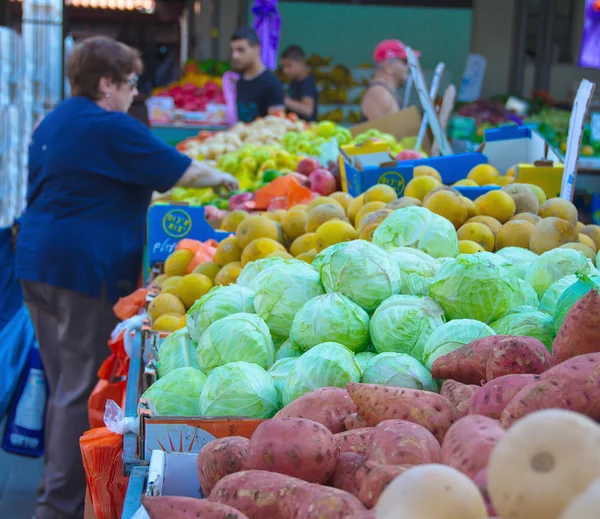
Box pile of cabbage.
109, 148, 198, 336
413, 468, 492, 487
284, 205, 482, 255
140, 206, 600, 419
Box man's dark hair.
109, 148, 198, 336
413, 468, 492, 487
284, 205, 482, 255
281, 45, 305, 61
231, 28, 260, 46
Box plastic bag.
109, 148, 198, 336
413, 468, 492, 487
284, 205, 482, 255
2, 341, 48, 458
104, 400, 138, 436
113, 288, 149, 321
254, 175, 314, 210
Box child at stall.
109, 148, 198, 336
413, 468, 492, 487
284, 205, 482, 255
281, 45, 319, 122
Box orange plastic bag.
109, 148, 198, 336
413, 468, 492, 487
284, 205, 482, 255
177, 239, 218, 273
80, 427, 129, 519
254, 175, 314, 210
112, 288, 148, 321
88, 331, 130, 429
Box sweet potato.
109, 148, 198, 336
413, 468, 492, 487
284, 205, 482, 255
431, 335, 551, 384
142, 495, 250, 519
346, 383, 454, 442
485, 336, 551, 380
334, 428, 373, 455
208, 470, 298, 518
365, 420, 441, 466
274, 387, 357, 433
345, 512, 376, 519
327, 452, 364, 497
344, 412, 368, 430
468, 374, 537, 419
440, 380, 479, 418
553, 290, 600, 364
441, 415, 505, 479
356, 463, 411, 509
472, 470, 497, 518
247, 417, 338, 484
197, 436, 249, 496
500, 370, 600, 427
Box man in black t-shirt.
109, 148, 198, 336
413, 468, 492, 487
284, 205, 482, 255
281, 45, 319, 122
230, 28, 285, 123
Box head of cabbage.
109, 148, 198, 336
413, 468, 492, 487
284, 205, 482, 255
199, 361, 279, 418
268, 357, 297, 406
141, 367, 207, 416
155, 328, 200, 378
369, 295, 445, 362
538, 275, 578, 316
355, 351, 377, 374
524, 249, 596, 298
237, 257, 309, 288
275, 338, 301, 360
429, 252, 518, 323
387, 247, 438, 296
282, 342, 361, 406
196, 313, 275, 373
490, 306, 555, 350
495, 247, 538, 280
250, 261, 324, 339
361, 352, 437, 392
423, 319, 496, 369
513, 278, 540, 308
372, 206, 459, 259
317, 240, 401, 312
553, 275, 600, 333
187, 284, 255, 342
290, 293, 370, 353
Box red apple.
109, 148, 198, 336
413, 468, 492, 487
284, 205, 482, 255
228, 192, 253, 211
396, 149, 424, 161
296, 157, 321, 176
308, 169, 337, 196
286, 172, 310, 187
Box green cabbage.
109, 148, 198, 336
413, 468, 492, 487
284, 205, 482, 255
290, 293, 370, 353
275, 339, 301, 360
196, 313, 275, 372
423, 319, 496, 369
525, 249, 595, 298
369, 295, 445, 362
282, 342, 361, 405
495, 247, 538, 280
538, 275, 578, 316
318, 241, 401, 312
186, 284, 255, 342
141, 367, 207, 416
236, 257, 288, 288
429, 253, 518, 323
490, 307, 555, 350
361, 352, 437, 392
355, 352, 377, 374
268, 358, 297, 406
553, 275, 600, 333
199, 361, 279, 418
514, 278, 540, 308
155, 328, 200, 378
387, 247, 438, 295
372, 206, 459, 258
251, 262, 324, 339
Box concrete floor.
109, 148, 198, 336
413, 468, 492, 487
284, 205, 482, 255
0, 448, 43, 519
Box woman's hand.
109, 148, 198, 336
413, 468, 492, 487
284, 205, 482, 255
177, 161, 239, 196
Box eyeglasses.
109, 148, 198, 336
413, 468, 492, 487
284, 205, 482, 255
125, 75, 139, 90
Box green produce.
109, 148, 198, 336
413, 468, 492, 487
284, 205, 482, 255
423, 319, 496, 369
275, 339, 300, 360
387, 247, 438, 296
282, 342, 361, 406
525, 249, 596, 298
538, 275, 578, 316
268, 358, 298, 406
553, 275, 600, 333
355, 352, 377, 374
186, 285, 255, 343
369, 295, 445, 362
289, 293, 370, 353
236, 257, 289, 288
514, 278, 540, 308
373, 206, 459, 259
495, 247, 538, 280
429, 253, 518, 324
155, 328, 200, 378
199, 361, 278, 418
141, 367, 207, 416
251, 261, 324, 339
317, 240, 401, 312
361, 352, 437, 392
490, 307, 556, 351
195, 313, 275, 372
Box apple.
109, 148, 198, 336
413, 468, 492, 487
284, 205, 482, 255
396, 149, 424, 161
228, 192, 253, 211
308, 169, 336, 196
296, 157, 321, 176
287, 172, 310, 187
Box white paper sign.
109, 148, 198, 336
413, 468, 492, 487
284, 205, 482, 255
591, 113, 600, 142
561, 79, 596, 201
458, 54, 487, 102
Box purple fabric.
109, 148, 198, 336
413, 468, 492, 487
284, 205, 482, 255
579, 0, 600, 69
252, 0, 281, 70
222, 71, 240, 125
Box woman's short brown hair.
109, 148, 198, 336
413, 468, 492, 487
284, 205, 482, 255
66, 36, 143, 99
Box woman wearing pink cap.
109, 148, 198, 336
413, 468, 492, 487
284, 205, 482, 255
360, 40, 419, 122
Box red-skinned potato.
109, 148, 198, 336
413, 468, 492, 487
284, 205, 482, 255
197, 436, 249, 496
327, 452, 364, 497
334, 428, 373, 455
142, 495, 250, 519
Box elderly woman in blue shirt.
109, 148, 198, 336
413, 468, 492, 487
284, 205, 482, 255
15, 36, 237, 519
